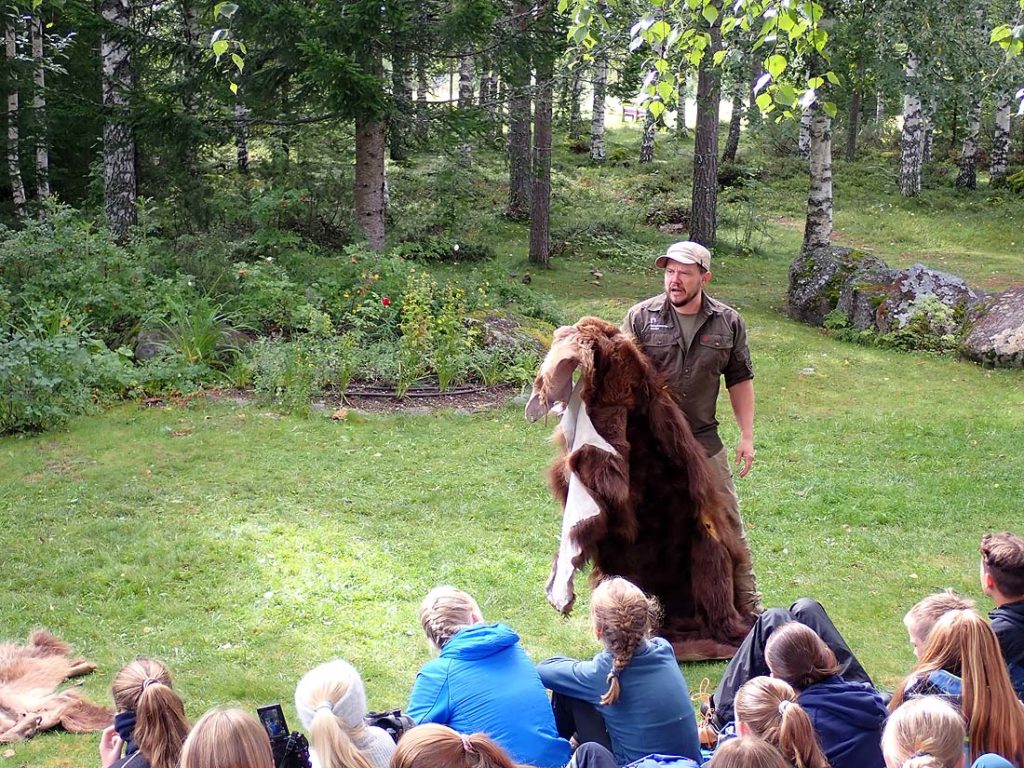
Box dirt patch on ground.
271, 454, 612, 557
774, 216, 868, 248
199, 384, 524, 416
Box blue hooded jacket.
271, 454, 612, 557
797, 676, 888, 768
407, 623, 571, 768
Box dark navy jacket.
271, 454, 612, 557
797, 676, 887, 768
990, 599, 1024, 701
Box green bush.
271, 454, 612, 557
0, 309, 134, 434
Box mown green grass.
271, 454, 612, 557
2, 125, 1023, 768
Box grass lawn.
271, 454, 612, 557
2, 127, 1023, 767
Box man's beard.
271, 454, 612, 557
668, 286, 700, 307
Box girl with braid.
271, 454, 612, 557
538, 577, 701, 766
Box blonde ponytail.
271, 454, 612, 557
734, 677, 828, 768
309, 708, 372, 768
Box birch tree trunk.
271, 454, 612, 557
990, 92, 1011, 184
639, 107, 656, 163
955, 97, 982, 189
899, 53, 923, 197
415, 55, 429, 144
875, 89, 886, 128
507, 1, 532, 218
30, 14, 48, 201
721, 85, 743, 162
797, 104, 812, 158
922, 100, 935, 163
6, 15, 26, 213
590, 51, 607, 161
355, 117, 385, 249
529, 0, 554, 266
747, 59, 763, 129
567, 67, 582, 141
689, 3, 721, 247
803, 105, 833, 254
100, 0, 136, 239
675, 71, 689, 137
458, 54, 474, 107
234, 101, 249, 173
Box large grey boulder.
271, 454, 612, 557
960, 287, 1024, 368
875, 264, 984, 334
787, 246, 892, 327
836, 262, 899, 330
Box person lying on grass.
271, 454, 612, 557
407, 585, 570, 768
536, 577, 701, 766
890, 608, 1024, 766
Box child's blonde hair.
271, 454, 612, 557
294, 660, 373, 768
903, 590, 974, 652
590, 577, 660, 706
179, 708, 274, 768
392, 724, 519, 768
882, 697, 965, 768
708, 736, 789, 768
734, 677, 829, 768
419, 586, 482, 651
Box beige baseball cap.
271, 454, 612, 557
655, 241, 711, 271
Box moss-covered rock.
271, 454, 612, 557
787, 246, 890, 326
960, 287, 1024, 368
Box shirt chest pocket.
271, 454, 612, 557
696, 333, 733, 370
641, 331, 681, 370
698, 333, 733, 352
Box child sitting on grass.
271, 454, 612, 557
707, 737, 789, 768
537, 577, 701, 766
407, 585, 570, 768
732, 677, 829, 768
883, 697, 1014, 768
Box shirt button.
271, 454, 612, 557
684, 368, 690, 374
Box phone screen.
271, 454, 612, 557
257, 705, 289, 739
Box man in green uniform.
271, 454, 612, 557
623, 241, 761, 615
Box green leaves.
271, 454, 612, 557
767, 53, 787, 78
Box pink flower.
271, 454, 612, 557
381, 297, 391, 306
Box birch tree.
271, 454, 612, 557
5, 11, 25, 214
955, 96, 982, 188
30, 11, 48, 201
590, 49, 607, 160
990, 91, 1012, 183
803, 101, 833, 254
899, 52, 923, 196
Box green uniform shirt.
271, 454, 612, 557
622, 292, 754, 456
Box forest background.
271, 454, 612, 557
1, 0, 1024, 765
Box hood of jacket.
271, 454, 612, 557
799, 676, 888, 736
440, 623, 520, 661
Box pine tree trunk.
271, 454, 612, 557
529, 0, 554, 266
30, 14, 49, 201
990, 92, 1011, 184
458, 54, 474, 107
955, 97, 982, 190
899, 53, 923, 197
689, 5, 721, 247
506, 1, 532, 219
639, 108, 656, 163
803, 105, 833, 254
797, 104, 812, 158
100, 0, 137, 239
234, 101, 249, 173
590, 51, 607, 161
844, 88, 861, 162
6, 16, 25, 213
180, 0, 200, 179
721, 86, 743, 162
390, 48, 412, 161
355, 117, 386, 249
415, 56, 429, 144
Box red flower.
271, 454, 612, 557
381, 297, 391, 306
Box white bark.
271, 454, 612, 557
991, 93, 1011, 183
676, 72, 689, 137
639, 107, 656, 162
922, 101, 935, 163
955, 97, 982, 189
31, 14, 48, 201
797, 104, 812, 158
234, 101, 249, 172
6, 16, 25, 211
899, 53, 923, 197
875, 89, 886, 127
458, 54, 474, 108
803, 105, 833, 254
589, 52, 607, 162
101, 0, 137, 239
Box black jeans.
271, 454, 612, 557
710, 597, 873, 729
551, 691, 614, 751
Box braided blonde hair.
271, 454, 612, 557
590, 577, 660, 705
419, 586, 483, 651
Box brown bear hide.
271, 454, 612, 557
526, 316, 757, 660
0, 629, 113, 742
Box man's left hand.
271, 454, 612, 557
735, 436, 755, 478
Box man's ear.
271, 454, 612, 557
702, 270, 712, 286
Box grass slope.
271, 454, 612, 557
2, 128, 1023, 767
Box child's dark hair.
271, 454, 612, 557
111, 658, 190, 768
764, 622, 840, 691
980, 532, 1024, 598
590, 577, 661, 706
